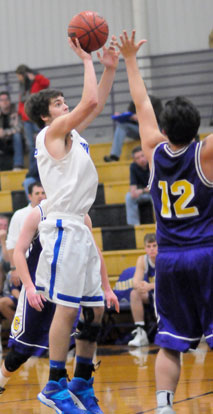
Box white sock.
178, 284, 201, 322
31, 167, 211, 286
135, 322, 145, 327
0, 369, 10, 388
156, 390, 174, 407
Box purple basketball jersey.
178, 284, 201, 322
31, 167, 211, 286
149, 141, 213, 249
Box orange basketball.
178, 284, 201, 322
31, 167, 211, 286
68, 11, 109, 53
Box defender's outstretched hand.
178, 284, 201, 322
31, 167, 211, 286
97, 36, 120, 70
114, 30, 147, 59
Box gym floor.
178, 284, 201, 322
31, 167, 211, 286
0, 342, 213, 413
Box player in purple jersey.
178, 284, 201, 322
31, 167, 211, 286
114, 30, 213, 414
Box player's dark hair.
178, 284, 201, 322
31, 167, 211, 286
28, 181, 43, 195
25, 89, 64, 129
132, 146, 142, 156
144, 233, 156, 244
160, 96, 200, 146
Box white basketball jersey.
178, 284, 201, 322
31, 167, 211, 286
35, 127, 98, 216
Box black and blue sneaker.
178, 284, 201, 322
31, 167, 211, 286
38, 377, 90, 414
68, 377, 103, 414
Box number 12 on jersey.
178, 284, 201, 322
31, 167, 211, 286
158, 179, 199, 218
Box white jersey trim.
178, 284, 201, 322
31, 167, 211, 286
158, 331, 201, 341
195, 141, 213, 187
164, 143, 189, 158
148, 142, 166, 189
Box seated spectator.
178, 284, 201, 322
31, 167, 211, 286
104, 100, 139, 162
0, 215, 20, 354
0, 215, 10, 295
104, 95, 163, 162
113, 266, 135, 305
128, 233, 157, 347
0, 273, 21, 353
125, 146, 152, 225
0, 91, 24, 171
15, 64, 50, 172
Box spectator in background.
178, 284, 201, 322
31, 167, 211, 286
0, 215, 10, 295
104, 100, 139, 162
0, 215, 20, 354
15, 65, 50, 172
0, 274, 21, 354
104, 96, 163, 162
0, 91, 24, 171
125, 146, 152, 225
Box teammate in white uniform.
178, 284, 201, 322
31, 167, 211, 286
24, 36, 119, 414
6, 181, 45, 289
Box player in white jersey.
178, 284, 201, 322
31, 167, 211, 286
24, 36, 119, 414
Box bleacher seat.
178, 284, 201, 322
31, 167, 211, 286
0, 169, 27, 191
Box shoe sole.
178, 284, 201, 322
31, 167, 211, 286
128, 342, 149, 347
38, 392, 63, 414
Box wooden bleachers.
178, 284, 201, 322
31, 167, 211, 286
90, 140, 140, 164
0, 169, 28, 191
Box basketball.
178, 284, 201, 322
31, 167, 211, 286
68, 11, 109, 53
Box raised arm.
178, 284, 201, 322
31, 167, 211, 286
76, 38, 120, 133
200, 133, 213, 182
46, 37, 98, 141
115, 30, 164, 165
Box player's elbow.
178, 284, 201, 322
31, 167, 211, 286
82, 96, 98, 114
89, 96, 98, 109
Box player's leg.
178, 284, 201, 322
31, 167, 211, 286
125, 192, 140, 225
12, 132, 24, 169
155, 348, 180, 414
128, 289, 149, 347
110, 122, 139, 159
68, 305, 104, 414
0, 348, 30, 393
38, 304, 89, 414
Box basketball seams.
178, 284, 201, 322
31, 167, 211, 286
68, 11, 108, 52
68, 22, 108, 35
79, 12, 96, 30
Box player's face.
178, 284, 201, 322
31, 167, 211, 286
47, 96, 69, 122
133, 150, 148, 168
145, 241, 158, 260
29, 186, 46, 207
0, 217, 8, 232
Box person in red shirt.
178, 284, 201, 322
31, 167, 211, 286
15, 65, 50, 171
